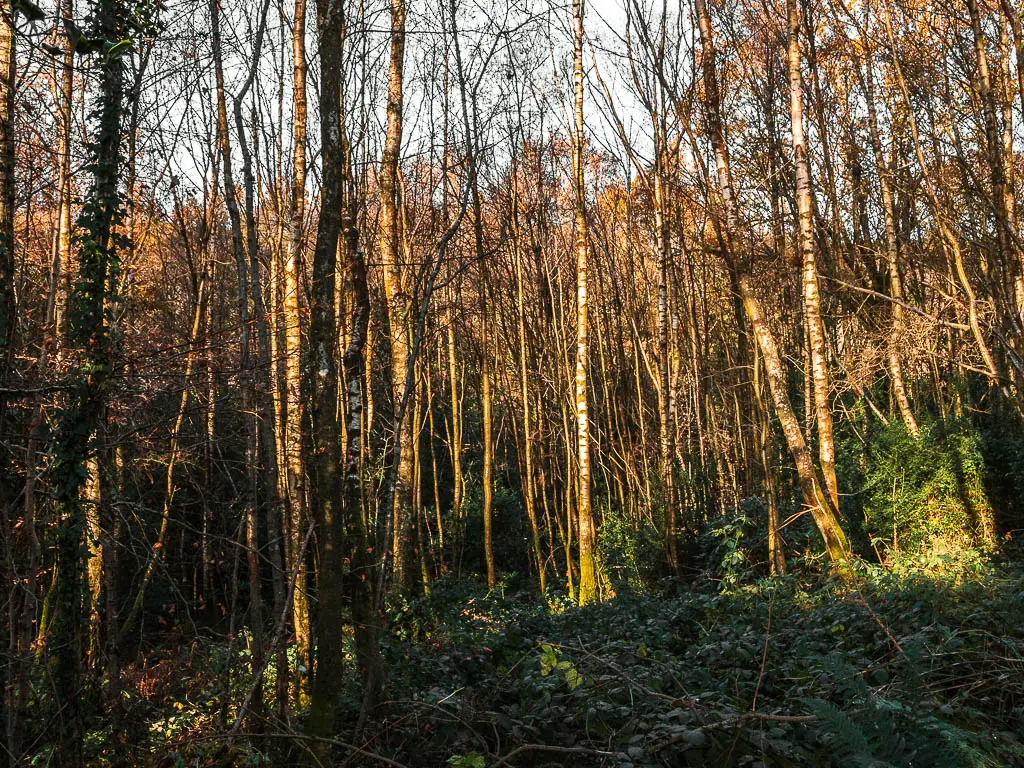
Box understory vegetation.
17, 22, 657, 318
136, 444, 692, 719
57, 416, 1021, 768
72, 545, 1024, 768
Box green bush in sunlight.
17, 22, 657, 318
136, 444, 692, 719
859, 420, 996, 558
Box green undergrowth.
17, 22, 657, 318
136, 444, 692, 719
327, 549, 1024, 767
90, 548, 1024, 767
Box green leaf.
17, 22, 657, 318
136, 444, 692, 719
105, 39, 134, 59
566, 668, 582, 690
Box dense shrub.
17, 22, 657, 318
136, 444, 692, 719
363, 550, 1024, 767
457, 478, 529, 581
857, 420, 996, 557
694, 497, 821, 583
696, 499, 763, 586
596, 506, 662, 592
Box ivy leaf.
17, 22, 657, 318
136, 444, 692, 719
14, 0, 45, 22
105, 39, 134, 59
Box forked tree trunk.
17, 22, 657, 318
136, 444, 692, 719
694, 0, 850, 563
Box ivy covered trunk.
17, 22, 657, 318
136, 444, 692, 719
46, 0, 126, 758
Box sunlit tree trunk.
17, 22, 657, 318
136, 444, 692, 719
0, 0, 14, 394
859, 34, 919, 436
462, 52, 495, 588
788, 0, 839, 510
882, 4, 1004, 391
754, 345, 786, 574
653, 165, 677, 573
23, 0, 75, 610
968, 0, 1016, 280
510, 174, 546, 592
380, 0, 415, 591
694, 0, 850, 562
446, 294, 463, 519
572, 0, 598, 605
84, 456, 102, 662
53, 0, 75, 344
285, 0, 312, 692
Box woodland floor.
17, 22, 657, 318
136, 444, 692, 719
81, 548, 1024, 768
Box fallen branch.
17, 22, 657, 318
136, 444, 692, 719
493, 744, 617, 767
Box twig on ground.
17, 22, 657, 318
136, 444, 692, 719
492, 743, 617, 767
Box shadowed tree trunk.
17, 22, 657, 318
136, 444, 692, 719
46, 0, 126, 756
308, 0, 351, 742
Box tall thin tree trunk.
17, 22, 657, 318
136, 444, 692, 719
446, 290, 462, 526
653, 165, 677, 573
0, 0, 14, 383
212, 0, 266, 725
788, 0, 839, 510
860, 33, 920, 436
694, 0, 850, 562
572, 0, 599, 605
882, 3, 1004, 390
481, 347, 495, 586
968, 0, 1016, 279
285, 0, 312, 696
510, 176, 546, 592
380, 0, 414, 591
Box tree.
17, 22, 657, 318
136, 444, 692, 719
285, 0, 312, 688
572, 0, 598, 605
308, 0, 347, 740
788, 0, 839, 510
45, 0, 131, 755
380, 0, 416, 591
694, 0, 850, 562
